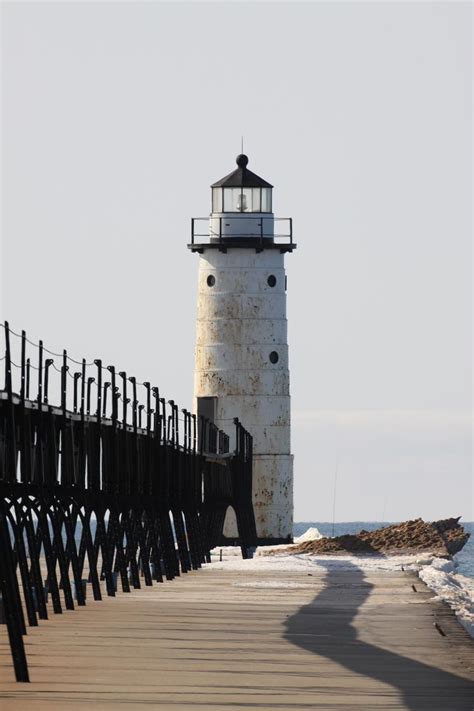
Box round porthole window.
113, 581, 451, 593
269, 351, 279, 364
207, 275, 216, 287
267, 275, 276, 287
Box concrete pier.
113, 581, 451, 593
0, 565, 472, 709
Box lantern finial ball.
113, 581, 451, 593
236, 154, 249, 168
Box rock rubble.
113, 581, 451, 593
285, 517, 469, 557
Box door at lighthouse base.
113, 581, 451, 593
197, 396, 217, 424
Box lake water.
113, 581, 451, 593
294, 521, 474, 580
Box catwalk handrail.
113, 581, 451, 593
0, 322, 257, 683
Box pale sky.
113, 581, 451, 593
1, 1, 472, 522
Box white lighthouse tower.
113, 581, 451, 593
189, 154, 296, 543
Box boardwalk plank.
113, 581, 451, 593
0, 568, 472, 710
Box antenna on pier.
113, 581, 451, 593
331, 456, 339, 538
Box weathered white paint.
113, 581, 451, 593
193, 221, 293, 540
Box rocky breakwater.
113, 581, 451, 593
287, 517, 470, 557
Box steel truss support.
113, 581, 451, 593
0, 322, 257, 682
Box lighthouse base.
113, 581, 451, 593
223, 454, 294, 541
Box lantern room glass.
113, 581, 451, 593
261, 188, 272, 212
212, 188, 222, 213
212, 187, 272, 213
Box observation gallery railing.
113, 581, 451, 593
189, 216, 296, 253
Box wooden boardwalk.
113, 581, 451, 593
0, 564, 473, 710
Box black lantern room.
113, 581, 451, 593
189, 153, 295, 253
211, 154, 273, 214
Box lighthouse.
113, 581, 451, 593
188, 154, 296, 543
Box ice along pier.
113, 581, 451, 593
189, 154, 296, 544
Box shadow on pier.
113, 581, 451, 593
284, 561, 474, 711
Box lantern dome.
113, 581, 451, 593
211, 155, 273, 213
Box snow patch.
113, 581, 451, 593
294, 526, 323, 543
207, 548, 427, 573
418, 557, 474, 637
